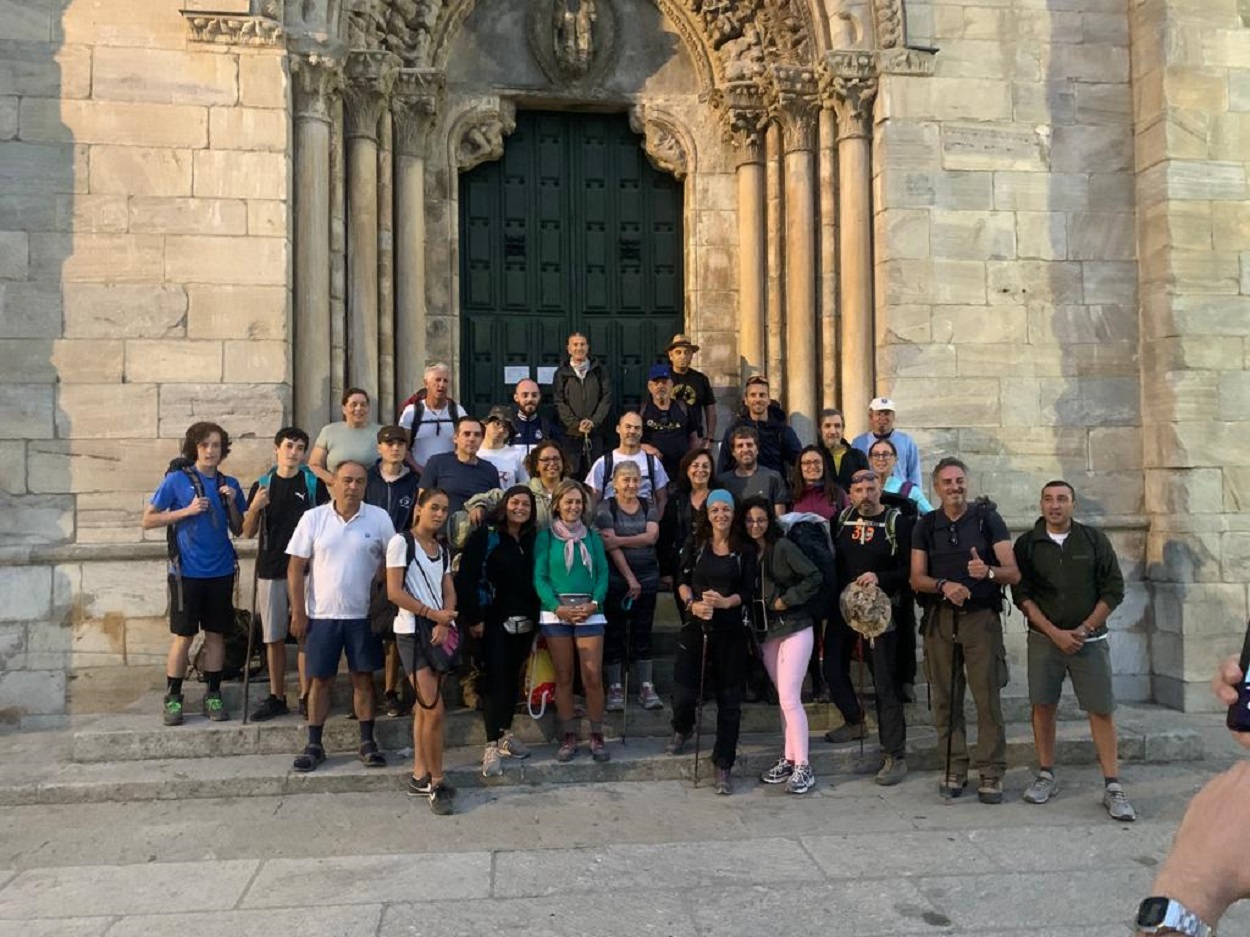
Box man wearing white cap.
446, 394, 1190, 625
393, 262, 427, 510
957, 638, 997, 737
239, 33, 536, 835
851, 397, 922, 490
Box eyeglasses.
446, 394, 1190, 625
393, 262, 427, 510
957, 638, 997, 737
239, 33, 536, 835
850, 471, 879, 483
799, 459, 825, 469
537, 456, 562, 464
869, 452, 893, 461
744, 517, 769, 526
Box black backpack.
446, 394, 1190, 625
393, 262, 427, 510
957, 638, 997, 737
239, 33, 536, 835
782, 519, 836, 616
601, 450, 658, 494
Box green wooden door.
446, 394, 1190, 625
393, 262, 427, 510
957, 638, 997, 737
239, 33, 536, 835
459, 110, 683, 418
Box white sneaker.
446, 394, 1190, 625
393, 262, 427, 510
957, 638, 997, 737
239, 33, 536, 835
637, 682, 663, 710
1022, 771, 1058, 804
605, 684, 625, 712
785, 762, 815, 794
1103, 782, 1136, 821
482, 743, 503, 777
498, 733, 530, 759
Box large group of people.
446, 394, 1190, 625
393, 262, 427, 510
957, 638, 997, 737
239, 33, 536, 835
146, 331, 1135, 820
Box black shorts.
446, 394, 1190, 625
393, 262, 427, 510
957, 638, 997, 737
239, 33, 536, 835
169, 573, 235, 637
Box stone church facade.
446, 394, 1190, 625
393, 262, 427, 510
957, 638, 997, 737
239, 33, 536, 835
0, 0, 1246, 724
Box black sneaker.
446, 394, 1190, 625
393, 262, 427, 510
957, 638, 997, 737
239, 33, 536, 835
250, 694, 289, 722
163, 693, 184, 727
429, 782, 455, 815
202, 692, 229, 722
407, 773, 433, 796
384, 691, 402, 718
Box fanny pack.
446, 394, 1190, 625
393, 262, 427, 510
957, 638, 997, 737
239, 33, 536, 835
503, 615, 535, 635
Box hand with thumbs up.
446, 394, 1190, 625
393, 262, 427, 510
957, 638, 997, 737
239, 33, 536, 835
967, 547, 990, 580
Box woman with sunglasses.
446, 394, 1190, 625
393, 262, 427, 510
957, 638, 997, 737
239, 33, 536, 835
789, 445, 848, 520
868, 438, 934, 514
742, 497, 822, 794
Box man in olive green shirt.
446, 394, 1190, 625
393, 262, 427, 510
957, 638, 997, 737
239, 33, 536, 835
1012, 479, 1134, 821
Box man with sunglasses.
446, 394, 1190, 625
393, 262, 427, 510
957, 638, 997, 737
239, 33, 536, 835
910, 457, 1019, 805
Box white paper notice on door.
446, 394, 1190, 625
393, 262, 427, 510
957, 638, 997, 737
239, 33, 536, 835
536, 366, 557, 385
503, 365, 530, 384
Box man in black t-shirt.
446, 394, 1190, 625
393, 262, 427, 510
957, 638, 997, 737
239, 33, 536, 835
666, 334, 716, 446
640, 363, 698, 480
910, 457, 1020, 805
243, 427, 329, 721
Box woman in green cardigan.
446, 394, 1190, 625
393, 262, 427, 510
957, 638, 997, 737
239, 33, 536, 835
534, 478, 610, 764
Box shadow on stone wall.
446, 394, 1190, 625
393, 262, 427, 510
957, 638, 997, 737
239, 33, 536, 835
0, 0, 77, 729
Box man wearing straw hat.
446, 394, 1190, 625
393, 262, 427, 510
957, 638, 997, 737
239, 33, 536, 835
665, 334, 717, 448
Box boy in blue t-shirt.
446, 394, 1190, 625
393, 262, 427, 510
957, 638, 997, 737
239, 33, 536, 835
143, 421, 246, 726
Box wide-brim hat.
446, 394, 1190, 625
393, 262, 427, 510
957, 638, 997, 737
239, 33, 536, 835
839, 582, 892, 639
484, 405, 515, 431
666, 333, 700, 353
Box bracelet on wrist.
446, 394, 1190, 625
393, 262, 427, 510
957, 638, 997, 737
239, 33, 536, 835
936, 578, 947, 594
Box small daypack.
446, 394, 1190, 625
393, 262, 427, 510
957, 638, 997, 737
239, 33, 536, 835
780, 518, 837, 616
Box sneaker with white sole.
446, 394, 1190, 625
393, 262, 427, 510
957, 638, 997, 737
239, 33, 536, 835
1022, 771, 1058, 804
785, 762, 815, 794
498, 733, 530, 759
1103, 782, 1136, 822
637, 682, 663, 710
760, 756, 795, 785
605, 684, 625, 712
482, 743, 503, 777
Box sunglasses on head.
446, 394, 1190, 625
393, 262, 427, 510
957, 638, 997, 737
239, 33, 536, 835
851, 470, 879, 483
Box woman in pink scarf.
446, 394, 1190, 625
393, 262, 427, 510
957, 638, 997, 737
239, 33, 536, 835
533, 479, 610, 763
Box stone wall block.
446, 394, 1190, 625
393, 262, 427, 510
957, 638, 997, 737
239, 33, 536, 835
1145, 467, 1226, 517
876, 121, 941, 170
1075, 83, 1133, 125
238, 54, 287, 110
0, 384, 54, 439
27, 439, 176, 494
62, 0, 191, 49
956, 343, 1059, 378
75, 491, 147, 544
208, 106, 288, 152
986, 260, 1083, 306
932, 304, 1027, 344
1050, 42, 1130, 84
1037, 376, 1139, 427
186, 284, 286, 340
0, 142, 88, 195
1211, 202, 1250, 250
88, 146, 192, 197
0, 230, 28, 278
879, 303, 931, 345
2, 492, 74, 545
222, 339, 288, 383
992, 172, 1089, 212
56, 194, 129, 233
0, 669, 65, 719
128, 197, 247, 236
192, 150, 287, 201
0, 41, 91, 99
941, 123, 1050, 172
1030, 304, 1136, 345
79, 561, 169, 620
0, 566, 52, 621
1230, 70, 1250, 112
1067, 212, 1135, 261
881, 259, 986, 306
1011, 83, 1076, 125
880, 170, 994, 211
33, 233, 165, 282
164, 235, 287, 285
59, 286, 184, 346
1081, 261, 1137, 305
92, 47, 237, 106
1089, 427, 1144, 471
0, 439, 26, 494
877, 343, 956, 379
56, 383, 158, 439
158, 383, 287, 439
884, 377, 1002, 427
1164, 160, 1248, 200
246, 200, 286, 238
1016, 212, 1067, 260
877, 210, 930, 260
21, 99, 208, 148
929, 210, 1016, 260
125, 339, 223, 384
0, 281, 60, 340
0, 96, 16, 141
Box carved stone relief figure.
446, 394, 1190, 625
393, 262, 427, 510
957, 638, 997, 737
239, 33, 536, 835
455, 102, 517, 172
629, 106, 690, 180
553, 0, 597, 77
386, 0, 441, 66
527, 0, 616, 85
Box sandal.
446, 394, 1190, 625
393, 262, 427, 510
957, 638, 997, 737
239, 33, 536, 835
293, 743, 326, 773
359, 740, 387, 768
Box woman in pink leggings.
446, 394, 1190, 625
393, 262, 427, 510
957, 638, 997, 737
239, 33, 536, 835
742, 498, 823, 794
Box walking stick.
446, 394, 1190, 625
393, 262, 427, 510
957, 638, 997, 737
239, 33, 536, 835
241, 505, 265, 725
856, 634, 866, 759
621, 595, 634, 745
942, 608, 962, 803
692, 624, 709, 788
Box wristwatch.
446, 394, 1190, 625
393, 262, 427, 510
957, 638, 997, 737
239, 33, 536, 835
1136, 897, 1215, 936
987, 567, 996, 582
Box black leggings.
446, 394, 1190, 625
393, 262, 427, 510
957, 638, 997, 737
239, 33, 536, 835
670, 624, 747, 769
604, 580, 657, 667
480, 623, 533, 743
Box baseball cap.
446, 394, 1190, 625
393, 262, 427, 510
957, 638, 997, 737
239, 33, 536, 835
647, 363, 672, 381
484, 405, 515, 429
869, 397, 896, 412
377, 425, 408, 443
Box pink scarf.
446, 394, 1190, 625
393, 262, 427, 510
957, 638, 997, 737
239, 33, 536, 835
551, 518, 593, 575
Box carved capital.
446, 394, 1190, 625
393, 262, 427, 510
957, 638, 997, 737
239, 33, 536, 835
291, 53, 343, 123
629, 105, 689, 181
713, 80, 770, 163
877, 47, 937, 76
454, 101, 517, 173
819, 52, 879, 141
343, 50, 400, 140
182, 6, 284, 47
769, 64, 819, 153
391, 68, 444, 158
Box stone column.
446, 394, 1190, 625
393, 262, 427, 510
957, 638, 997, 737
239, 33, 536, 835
391, 71, 441, 407
377, 116, 395, 421
774, 74, 820, 444
291, 54, 342, 433
342, 51, 398, 420
830, 73, 878, 432
818, 107, 838, 410
765, 123, 784, 398
722, 93, 768, 380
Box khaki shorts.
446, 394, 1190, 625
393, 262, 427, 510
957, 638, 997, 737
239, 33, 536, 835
1026, 629, 1115, 715
257, 578, 290, 644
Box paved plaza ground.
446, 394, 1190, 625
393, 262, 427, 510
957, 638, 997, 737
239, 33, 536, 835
1, 728, 1247, 936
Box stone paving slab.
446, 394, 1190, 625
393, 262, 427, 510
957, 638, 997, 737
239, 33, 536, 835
379, 893, 700, 937
106, 906, 384, 937
16, 921, 113, 937
240, 853, 491, 908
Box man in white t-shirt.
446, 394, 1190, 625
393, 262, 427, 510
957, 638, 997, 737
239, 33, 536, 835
478, 406, 530, 489
286, 460, 395, 773
398, 363, 464, 471
585, 411, 670, 516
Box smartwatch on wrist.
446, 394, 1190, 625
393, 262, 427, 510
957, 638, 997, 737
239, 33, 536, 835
1136, 897, 1215, 937
987, 567, 996, 582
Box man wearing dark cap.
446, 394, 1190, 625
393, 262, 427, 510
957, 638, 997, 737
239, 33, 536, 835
666, 334, 716, 448
479, 405, 530, 488
640, 363, 699, 480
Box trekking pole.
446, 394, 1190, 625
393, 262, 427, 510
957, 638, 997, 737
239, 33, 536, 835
692, 624, 709, 788
621, 594, 634, 745
942, 609, 962, 803
241, 506, 265, 725
856, 634, 866, 760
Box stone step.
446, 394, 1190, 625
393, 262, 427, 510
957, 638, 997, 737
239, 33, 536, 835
9, 704, 1201, 807
74, 685, 1082, 764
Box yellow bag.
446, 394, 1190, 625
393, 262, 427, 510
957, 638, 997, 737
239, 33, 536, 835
525, 634, 556, 719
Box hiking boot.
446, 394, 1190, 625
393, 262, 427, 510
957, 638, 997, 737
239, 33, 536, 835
1022, 771, 1058, 805
714, 767, 733, 795
202, 692, 229, 722
163, 693, 184, 727
785, 762, 815, 795
384, 690, 402, 718
637, 682, 663, 711
978, 776, 1003, 805
1103, 782, 1137, 822
429, 782, 454, 816
589, 732, 610, 762
556, 732, 578, 763
875, 755, 908, 787
407, 773, 432, 796
498, 733, 530, 759
664, 731, 688, 755
250, 694, 288, 722
761, 756, 795, 785
940, 775, 967, 798
482, 743, 503, 777
605, 684, 626, 712
824, 721, 866, 744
